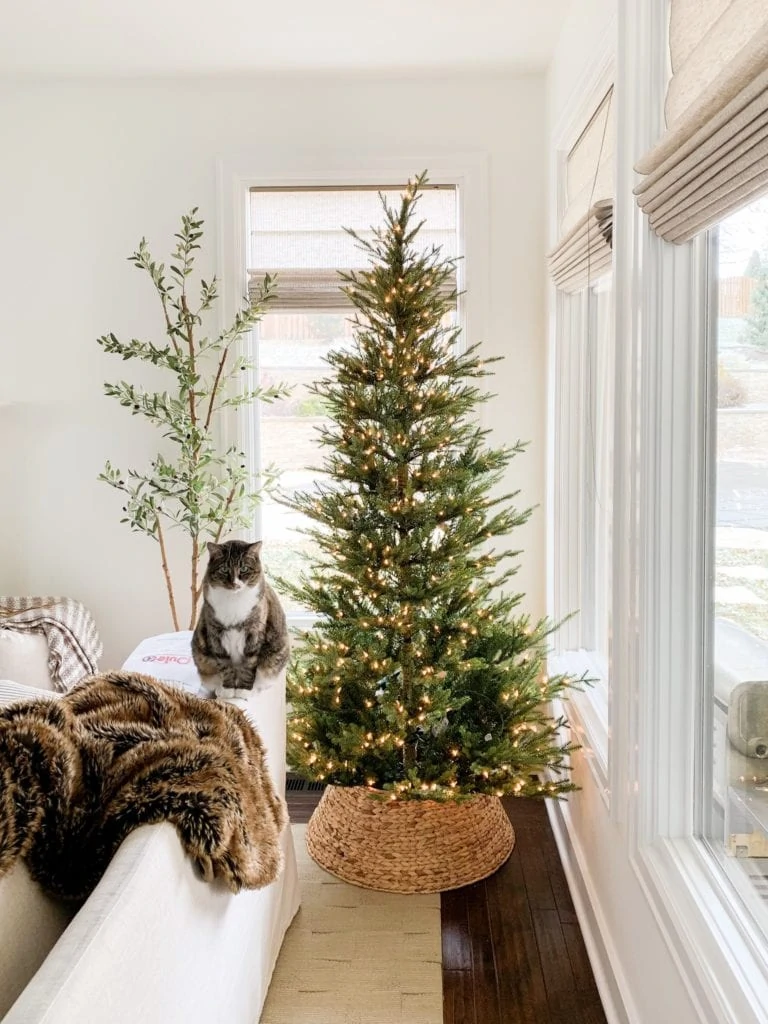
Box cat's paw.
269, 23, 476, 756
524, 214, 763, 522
231, 687, 255, 700
212, 683, 252, 707
219, 695, 249, 711
198, 675, 219, 696
252, 672, 277, 693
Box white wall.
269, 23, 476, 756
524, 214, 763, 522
548, 0, 615, 129
547, 3, 703, 1022
0, 73, 547, 667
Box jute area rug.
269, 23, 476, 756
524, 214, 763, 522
261, 825, 442, 1024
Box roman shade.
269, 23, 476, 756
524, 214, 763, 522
548, 89, 615, 293
249, 185, 458, 312
248, 269, 353, 311
247, 267, 456, 311
634, 0, 768, 243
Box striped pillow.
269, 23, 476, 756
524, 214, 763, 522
0, 680, 59, 705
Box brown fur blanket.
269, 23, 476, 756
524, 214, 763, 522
0, 671, 286, 901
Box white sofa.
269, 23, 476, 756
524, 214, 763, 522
0, 631, 300, 1024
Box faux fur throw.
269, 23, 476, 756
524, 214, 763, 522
0, 671, 286, 901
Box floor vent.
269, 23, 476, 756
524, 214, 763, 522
286, 774, 326, 793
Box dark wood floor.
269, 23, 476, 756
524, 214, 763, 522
441, 797, 606, 1024
285, 780, 607, 1024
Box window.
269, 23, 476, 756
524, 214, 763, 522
550, 276, 613, 776
553, 279, 614, 668
585, 281, 614, 672
247, 186, 459, 615
548, 83, 615, 773
708, 196, 768, 913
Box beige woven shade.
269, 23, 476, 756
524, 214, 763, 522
548, 89, 614, 293
248, 185, 457, 312
561, 88, 615, 238
547, 202, 613, 293
634, 0, 768, 243
248, 266, 457, 312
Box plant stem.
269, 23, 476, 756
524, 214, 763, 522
204, 346, 230, 432
156, 516, 180, 632
180, 293, 197, 427
189, 536, 199, 630
160, 294, 182, 359
179, 279, 201, 628
213, 484, 238, 544
192, 483, 238, 610
402, 642, 417, 773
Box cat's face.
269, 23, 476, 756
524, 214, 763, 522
205, 540, 263, 591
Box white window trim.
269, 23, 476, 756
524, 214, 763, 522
612, 2, 768, 1020
216, 151, 490, 631
552, 652, 610, 801
547, 37, 616, 799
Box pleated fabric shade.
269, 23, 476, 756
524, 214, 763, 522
634, 0, 768, 243
248, 185, 457, 312
547, 202, 614, 293
247, 266, 457, 312
548, 89, 615, 293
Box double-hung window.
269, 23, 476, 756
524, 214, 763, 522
549, 85, 615, 773
627, 0, 768, 1005
246, 185, 459, 616
708, 197, 768, 914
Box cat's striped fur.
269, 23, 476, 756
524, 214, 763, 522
192, 541, 289, 699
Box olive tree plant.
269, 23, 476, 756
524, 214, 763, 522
99, 209, 287, 630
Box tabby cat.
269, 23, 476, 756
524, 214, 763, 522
192, 540, 290, 699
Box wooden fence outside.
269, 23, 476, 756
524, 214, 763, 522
720, 276, 758, 318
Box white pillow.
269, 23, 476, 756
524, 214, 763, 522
0, 678, 60, 705
0, 630, 55, 692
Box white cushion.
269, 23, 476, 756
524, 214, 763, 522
0, 679, 59, 704
120, 631, 203, 694
0, 679, 71, 1019
121, 632, 287, 794
0, 631, 55, 691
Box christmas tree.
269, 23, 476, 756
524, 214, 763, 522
285, 174, 582, 802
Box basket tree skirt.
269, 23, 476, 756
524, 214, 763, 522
305, 785, 515, 894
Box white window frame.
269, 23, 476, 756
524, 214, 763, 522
610, 2, 768, 1019
216, 152, 489, 632
548, 45, 616, 803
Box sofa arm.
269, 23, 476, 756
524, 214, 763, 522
3, 822, 299, 1024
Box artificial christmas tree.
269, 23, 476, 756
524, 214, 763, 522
285, 174, 583, 892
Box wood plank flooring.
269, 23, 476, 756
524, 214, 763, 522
285, 780, 607, 1024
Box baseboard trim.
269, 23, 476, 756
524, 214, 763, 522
546, 798, 638, 1024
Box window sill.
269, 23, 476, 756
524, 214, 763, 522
287, 612, 318, 633
635, 834, 768, 1024
550, 649, 610, 805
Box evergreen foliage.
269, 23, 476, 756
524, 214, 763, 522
743, 264, 768, 350
285, 175, 583, 802
744, 249, 763, 279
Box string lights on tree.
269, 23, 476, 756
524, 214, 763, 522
285, 173, 584, 802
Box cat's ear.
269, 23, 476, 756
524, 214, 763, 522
248, 541, 263, 557
206, 542, 222, 558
